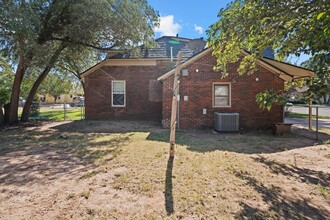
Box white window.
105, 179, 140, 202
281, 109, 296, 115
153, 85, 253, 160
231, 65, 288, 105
213, 83, 231, 107
112, 81, 125, 107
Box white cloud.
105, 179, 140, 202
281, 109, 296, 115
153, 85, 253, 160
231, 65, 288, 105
154, 15, 181, 36
194, 24, 204, 34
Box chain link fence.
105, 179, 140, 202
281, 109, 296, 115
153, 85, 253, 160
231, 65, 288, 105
285, 104, 330, 141
27, 101, 85, 121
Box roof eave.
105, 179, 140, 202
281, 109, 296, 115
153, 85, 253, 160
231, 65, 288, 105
80, 57, 175, 78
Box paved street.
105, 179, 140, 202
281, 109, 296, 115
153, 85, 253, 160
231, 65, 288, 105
290, 106, 330, 117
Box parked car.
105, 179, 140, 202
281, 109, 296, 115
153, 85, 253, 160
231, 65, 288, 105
70, 96, 85, 107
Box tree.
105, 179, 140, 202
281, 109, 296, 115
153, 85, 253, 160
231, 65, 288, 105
56, 46, 104, 88
207, 0, 330, 76
38, 73, 72, 103
302, 54, 330, 103
0, 57, 14, 125
0, 0, 159, 124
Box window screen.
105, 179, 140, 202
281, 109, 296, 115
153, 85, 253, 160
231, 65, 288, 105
214, 84, 230, 107
112, 81, 125, 106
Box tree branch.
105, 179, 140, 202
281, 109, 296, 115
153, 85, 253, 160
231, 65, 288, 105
50, 37, 117, 51
56, 63, 81, 80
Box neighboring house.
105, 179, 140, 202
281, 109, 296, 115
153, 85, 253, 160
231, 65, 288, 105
38, 94, 78, 104
81, 36, 314, 130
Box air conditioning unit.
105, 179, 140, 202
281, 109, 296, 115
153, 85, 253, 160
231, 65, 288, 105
214, 112, 239, 132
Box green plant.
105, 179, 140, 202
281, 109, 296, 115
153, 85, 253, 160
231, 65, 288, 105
256, 89, 287, 111
66, 193, 75, 200
86, 207, 96, 216
318, 185, 330, 203
80, 190, 91, 199
80, 170, 98, 179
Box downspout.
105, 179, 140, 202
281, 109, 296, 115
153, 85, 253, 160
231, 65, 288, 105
170, 47, 173, 62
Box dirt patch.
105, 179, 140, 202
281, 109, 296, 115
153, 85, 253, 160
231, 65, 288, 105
0, 120, 329, 219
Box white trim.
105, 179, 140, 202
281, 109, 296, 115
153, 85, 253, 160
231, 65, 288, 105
105, 59, 156, 66
213, 82, 231, 108
157, 47, 213, 81
80, 60, 108, 78
111, 80, 126, 107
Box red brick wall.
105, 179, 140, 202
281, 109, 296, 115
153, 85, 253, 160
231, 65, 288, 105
84, 60, 174, 121
162, 51, 285, 130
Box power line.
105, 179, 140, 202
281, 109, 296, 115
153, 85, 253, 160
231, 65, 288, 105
107, 1, 142, 37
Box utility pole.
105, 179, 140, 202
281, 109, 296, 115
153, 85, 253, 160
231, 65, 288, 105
169, 51, 183, 158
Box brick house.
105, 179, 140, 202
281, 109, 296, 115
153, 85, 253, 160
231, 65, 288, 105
81, 36, 314, 130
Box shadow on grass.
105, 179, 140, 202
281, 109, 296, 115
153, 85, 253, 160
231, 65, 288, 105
234, 170, 330, 219
165, 157, 174, 215
0, 128, 129, 187
146, 130, 316, 154
254, 156, 330, 187
51, 120, 163, 133
291, 126, 330, 142
50, 120, 318, 154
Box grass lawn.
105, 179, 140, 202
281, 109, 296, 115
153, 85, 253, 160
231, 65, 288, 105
38, 108, 84, 120
18, 106, 84, 121
287, 112, 330, 119
0, 121, 329, 219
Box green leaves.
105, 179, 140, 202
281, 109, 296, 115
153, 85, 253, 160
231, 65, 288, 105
207, 0, 330, 76
301, 53, 330, 103
256, 90, 287, 111
0, 57, 14, 106
0, 0, 159, 122
317, 12, 326, 20
38, 73, 72, 100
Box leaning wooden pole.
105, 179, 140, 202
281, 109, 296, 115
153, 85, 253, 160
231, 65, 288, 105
169, 51, 183, 158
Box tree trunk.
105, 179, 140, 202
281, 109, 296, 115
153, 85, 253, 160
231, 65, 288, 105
7, 35, 34, 125
21, 44, 66, 122
8, 58, 26, 124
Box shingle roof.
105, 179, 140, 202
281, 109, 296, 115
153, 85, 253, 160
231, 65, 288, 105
108, 36, 206, 59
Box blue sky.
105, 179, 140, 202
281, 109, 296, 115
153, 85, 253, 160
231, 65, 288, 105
149, 0, 232, 39
148, 0, 310, 64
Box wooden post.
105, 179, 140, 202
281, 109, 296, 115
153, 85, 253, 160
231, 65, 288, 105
169, 51, 183, 158
309, 78, 313, 130
316, 106, 319, 141
64, 101, 67, 121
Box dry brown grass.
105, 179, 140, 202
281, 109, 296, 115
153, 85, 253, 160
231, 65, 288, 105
0, 121, 329, 219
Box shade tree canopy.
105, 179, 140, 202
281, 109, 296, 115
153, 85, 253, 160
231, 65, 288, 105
207, 0, 330, 75
0, 0, 159, 124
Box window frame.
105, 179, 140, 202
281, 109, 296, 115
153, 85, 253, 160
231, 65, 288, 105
111, 80, 126, 107
212, 82, 231, 108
